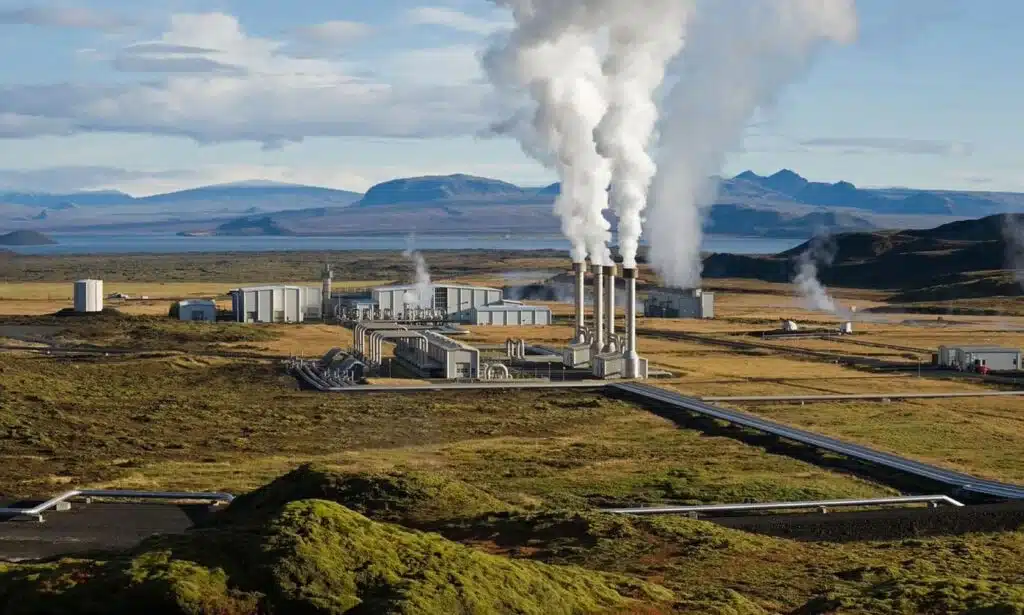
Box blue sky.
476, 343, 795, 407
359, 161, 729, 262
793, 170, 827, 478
0, 0, 1019, 196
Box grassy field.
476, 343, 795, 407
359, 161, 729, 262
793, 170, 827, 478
3, 252, 1024, 612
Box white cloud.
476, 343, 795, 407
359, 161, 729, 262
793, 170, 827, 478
0, 5, 130, 30
801, 137, 975, 157
0, 12, 499, 147
405, 6, 507, 35
294, 20, 373, 46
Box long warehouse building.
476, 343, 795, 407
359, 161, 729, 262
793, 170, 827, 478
338, 283, 551, 326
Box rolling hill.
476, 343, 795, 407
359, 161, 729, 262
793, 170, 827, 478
702, 213, 1024, 300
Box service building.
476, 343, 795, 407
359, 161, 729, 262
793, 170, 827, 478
177, 299, 217, 322
231, 285, 323, 323
644, 287, 715, 319
937, 345, 1021, 372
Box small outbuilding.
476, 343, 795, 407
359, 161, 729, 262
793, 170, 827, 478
644, 287, 714, 319
177, 299, 217, 322
467, 301, 552, 326
937, 345, 1021, 372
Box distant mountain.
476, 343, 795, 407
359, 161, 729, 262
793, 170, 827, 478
702, 213, 1024, 300
356, 174, 530, 207
209, 215, 294, 236
0, 190, 133, 207
139, 182, 361, 206
0, 230, 56, 245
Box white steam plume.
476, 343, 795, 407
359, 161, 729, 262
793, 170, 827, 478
647, 0, 858, 288
793, 236, 841, 314
402, 237, 433, 308
595, 0, 693, 269
484, 0, 613, 265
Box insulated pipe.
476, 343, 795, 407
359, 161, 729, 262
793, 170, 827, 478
624, 268, 639, 378
573, 262, 586, 343
592, 264, 605, 356
604, 265, 616, 352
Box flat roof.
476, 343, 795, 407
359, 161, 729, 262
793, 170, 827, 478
474, 303, 551, 312
177, 299, 216, 306
423, 330, 478, 352
234, 285, 313, 292
374, 283, 499, 293
941, 345, 1020, 353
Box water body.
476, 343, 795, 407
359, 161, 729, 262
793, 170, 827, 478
10, 233, 802, 256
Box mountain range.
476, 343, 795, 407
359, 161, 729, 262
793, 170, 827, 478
3, 171, 1024, 238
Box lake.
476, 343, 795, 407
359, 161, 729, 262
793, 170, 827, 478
9, 233, 803, 256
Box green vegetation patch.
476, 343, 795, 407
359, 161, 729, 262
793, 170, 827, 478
800, 570, 1024, 614
0, 500, 670, 615
220, 463, 515, 527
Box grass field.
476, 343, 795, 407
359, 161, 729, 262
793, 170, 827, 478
4, 251, 1024, 612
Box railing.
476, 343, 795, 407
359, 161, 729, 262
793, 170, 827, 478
0, 489, 235, 522
602, 495, 964, 517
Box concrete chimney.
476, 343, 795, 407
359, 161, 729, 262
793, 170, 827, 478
592, 263, 605, 356
603, 264, 616, 352
573, 261, 586, 343
623, 267, 639, 378
321, 263, 333, 321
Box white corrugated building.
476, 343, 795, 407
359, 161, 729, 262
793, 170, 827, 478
372, 283, 502, 318
177, 299, 217, 322
73, 279, 104, 313
469, 300, 551, 326
231, 285, 322, 323
937, 345, 1021, 372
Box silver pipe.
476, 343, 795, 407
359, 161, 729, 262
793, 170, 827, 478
602, 495, 965, 516
573, 262, 585, 342
604, 265, 616, 352
624, 268, 638, 377
592, 264, 604, 355
0, 489, 234, 522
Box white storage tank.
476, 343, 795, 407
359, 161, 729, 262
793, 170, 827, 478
73, 279, 104, 313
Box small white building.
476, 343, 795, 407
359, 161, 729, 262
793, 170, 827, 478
468, 301, 552, 326
73, 279, 104, 313
644, 287, 715, 319
177, 299, 217, 322
231, 285, 322, 323
938, 345, 1021, 372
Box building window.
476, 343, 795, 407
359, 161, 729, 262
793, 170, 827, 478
274, 310, 285, 322
434, 287, 448, 311
191, 311, 207, 321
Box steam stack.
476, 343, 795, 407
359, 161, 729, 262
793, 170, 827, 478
321, 263, 333, 321
623, 267, 640, 378
604, 264, 616, 352
573, 261, 586, 342
592, 263, 605, 356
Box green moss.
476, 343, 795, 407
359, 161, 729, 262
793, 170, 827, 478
800, 571, 1024, 614
0, 500, 670, 614
220, 464, 515, 527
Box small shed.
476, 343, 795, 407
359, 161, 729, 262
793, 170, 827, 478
177, 299, 217, 322
937, 345, 1021, 372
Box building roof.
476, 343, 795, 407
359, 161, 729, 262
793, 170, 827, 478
423, 330, 478, 351
177, 299, 216, 307
233, 285, 317, 292
941, 345, 1021, 353
373, 283, 500, 293
473, 302, 551, 312
648, 287, 710, 297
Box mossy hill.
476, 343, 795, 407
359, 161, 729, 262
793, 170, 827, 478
703, 213, 1024, 301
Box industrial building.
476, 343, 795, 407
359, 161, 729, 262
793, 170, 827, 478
937, 345, 1021, 372
337, 283, 550, 326
644, 287, 715, 319
231, 285, 323, 323
73, 279, 103, 313
394, 330, 481, 379
469, 301, 551, 326
176, 299, 217, 322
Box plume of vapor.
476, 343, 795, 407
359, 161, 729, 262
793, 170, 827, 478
484, 0, 613, 265
595, 0, 694, 269
647, 0, 858, 288
793, 235, 840, 314
402, 237, 433, 308
1002, 214, 1024, 289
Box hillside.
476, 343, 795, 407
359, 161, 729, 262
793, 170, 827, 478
703, 213, 1024, 300
209, 215, 294, 236
0, 230, 56, 246
356, 174, 534, 207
